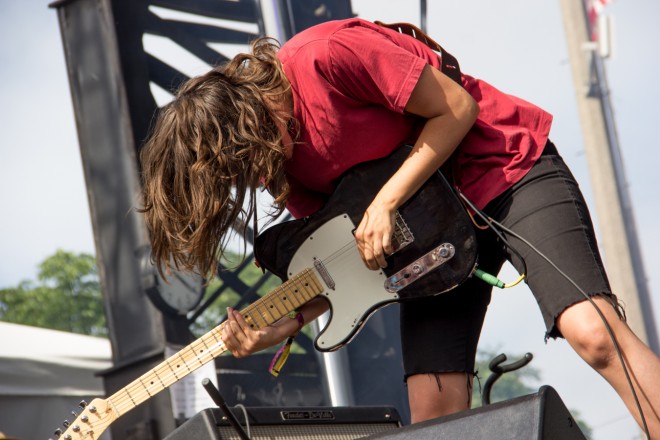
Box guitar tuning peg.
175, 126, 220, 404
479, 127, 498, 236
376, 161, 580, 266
71, 410, 78, 418
62, 419, 70, 427
53, 428, 62, 438
79, 400, 88, 408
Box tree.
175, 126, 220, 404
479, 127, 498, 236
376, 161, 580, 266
190, 252, 287, 344
0, 250, 106, 336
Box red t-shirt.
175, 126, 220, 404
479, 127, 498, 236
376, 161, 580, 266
278, 18, 553, 218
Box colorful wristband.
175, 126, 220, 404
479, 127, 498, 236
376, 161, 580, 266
268, 311, 305, 377
288, 311, 305, 329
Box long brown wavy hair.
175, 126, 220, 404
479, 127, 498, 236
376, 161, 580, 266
140, 38, 292, 278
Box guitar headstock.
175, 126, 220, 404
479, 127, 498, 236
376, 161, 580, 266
50, 398, 115, 440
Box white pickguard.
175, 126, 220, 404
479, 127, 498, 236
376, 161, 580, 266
287, 214, 399, 351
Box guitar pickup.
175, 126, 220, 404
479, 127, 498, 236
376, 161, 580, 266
384, 243, 455, 292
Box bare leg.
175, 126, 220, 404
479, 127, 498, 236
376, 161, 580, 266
407, 372, 473, 423
557, 296, 660, 438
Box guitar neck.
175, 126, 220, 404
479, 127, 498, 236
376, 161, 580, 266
106, 268, 323, 417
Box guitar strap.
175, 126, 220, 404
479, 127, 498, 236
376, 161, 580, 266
375, 21, 462, 86
375, 21, 465, 188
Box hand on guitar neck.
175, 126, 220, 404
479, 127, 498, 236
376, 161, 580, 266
222, 297, 329, 358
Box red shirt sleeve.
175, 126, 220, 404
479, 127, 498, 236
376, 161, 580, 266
326, 24, 428, 114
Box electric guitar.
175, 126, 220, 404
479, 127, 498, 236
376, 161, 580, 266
51, 146, 477, 439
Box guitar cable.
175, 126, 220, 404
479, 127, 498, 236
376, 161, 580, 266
462, 198, 528, 289
457, 190, 651, 439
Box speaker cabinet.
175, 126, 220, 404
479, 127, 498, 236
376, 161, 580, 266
164, 405, 402, 440
368, 386, 586, 440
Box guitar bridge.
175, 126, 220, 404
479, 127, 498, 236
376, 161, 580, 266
391, 212, 414, 253
384, 243, 455, 292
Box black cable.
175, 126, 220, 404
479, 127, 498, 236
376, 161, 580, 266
458, 191, 651, 439
201, 378, 251, 440
480, 215, 528, 280
464, 200, 528, 279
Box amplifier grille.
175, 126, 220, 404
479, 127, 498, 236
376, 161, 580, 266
165, 406, 402, 440
217, 422, 400, 439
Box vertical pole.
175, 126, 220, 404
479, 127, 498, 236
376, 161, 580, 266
558, 0, 658, 352
420, 0, 427, 32
312, 316, 356, 406
52, 0, 177, 437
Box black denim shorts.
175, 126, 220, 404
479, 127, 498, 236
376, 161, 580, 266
400, 141, 619, 378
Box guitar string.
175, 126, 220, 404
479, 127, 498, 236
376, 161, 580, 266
107, 304, 243, 414
64, 243, 374, 438
86, 295, 227, 415
108, 325, 228, 415
107, 270, 326, 414
66, 239, 367, 431
106, 245, 360, 416
106, 227, 368, 415
312, 220, 406, 268
88, 255, 365, 434
300, 229, 371, 271
111, 329, 225, 413
64, 236, 386, 434
235, 269, 321, 328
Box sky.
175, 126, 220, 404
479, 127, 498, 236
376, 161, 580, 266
1, 0, 659, 439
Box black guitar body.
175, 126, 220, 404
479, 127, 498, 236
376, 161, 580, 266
255, 146, 478, 300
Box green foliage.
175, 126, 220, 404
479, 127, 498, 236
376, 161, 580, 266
569, 409, 593, 438
0, 250, 106, 336
190, 251, 310, 354
190, 252, 282, 333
